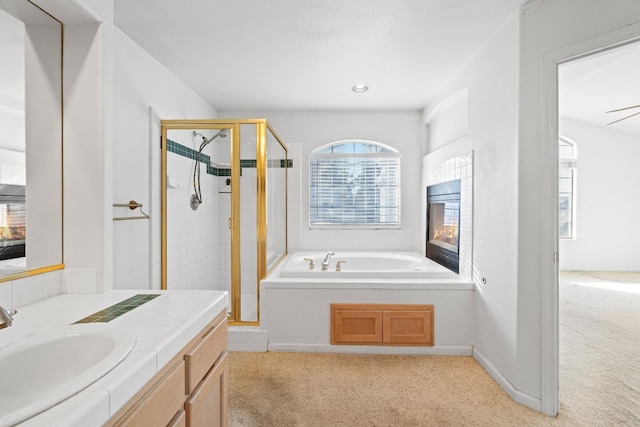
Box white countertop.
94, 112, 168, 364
0, 290, 228, 426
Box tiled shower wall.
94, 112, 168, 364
165, 135, 223, 291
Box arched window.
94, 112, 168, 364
309, 140, 401, 228
559, 137, 577, 239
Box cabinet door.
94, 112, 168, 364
116, 361, 186, 427
332, 309, 383, 344
185, 352, 229, 427
383, 309, 433, 345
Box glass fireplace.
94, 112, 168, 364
0, 184, 26, 261
426, 179, 460, 273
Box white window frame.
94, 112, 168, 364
309, 140, 401, 230
559, 136, 577, 240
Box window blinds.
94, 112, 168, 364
309, 154, 400, 227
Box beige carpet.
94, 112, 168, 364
228, 271, 640, 426
558, 271, 640, 426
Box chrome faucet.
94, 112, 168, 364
321, 251, 335, 270
0, 306, 16, 329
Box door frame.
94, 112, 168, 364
540, 25, 640, 416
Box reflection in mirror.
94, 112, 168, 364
0, 1, 62, 279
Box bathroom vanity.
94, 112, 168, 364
106, 309, 228, 426
0, 290, 228, 426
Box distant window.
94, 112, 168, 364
559, 137, 577, 239
309, 140, 401, 229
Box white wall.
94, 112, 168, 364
424, 88, 468, 154
1, 0, 219, 309
220, 109, 423, 253
559, 118, 640, 271
518, 0, 640, 415
422, 10, 521, 405
112, 28, 218, 290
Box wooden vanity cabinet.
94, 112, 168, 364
185, 352, 228, 427
111, 360, 186, 426
107, 312, 228, 427
185, 316, 227, 395
184, 316, 228, 427
168, 410, 187, 427
331, 304, 434, 346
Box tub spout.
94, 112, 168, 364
321, 251, 335, 270
0, 306, 16, 329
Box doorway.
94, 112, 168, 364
555, 41, 640, 420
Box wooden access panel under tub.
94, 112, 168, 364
330, 304, 434, 346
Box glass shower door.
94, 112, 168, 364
236, 123, 258, 323
161, 119, 287, 326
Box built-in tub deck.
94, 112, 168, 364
269, 251, 474, 289
259, 251, 475, 355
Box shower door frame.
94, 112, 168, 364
160, 119, 288, 326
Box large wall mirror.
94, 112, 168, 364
0, 0, 62, 280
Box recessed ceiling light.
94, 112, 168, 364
352, 83, 369, 93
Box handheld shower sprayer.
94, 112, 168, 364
190, 129, 229, 210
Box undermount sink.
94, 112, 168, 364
0, 324, 136, 426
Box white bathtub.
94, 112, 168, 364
279, 251, 458, 279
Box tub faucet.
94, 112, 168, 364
321, 251, 335, 270
0, 306, 16, 329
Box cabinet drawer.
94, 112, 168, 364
185, 352, 229, 427
116, 360, 186, 427
185, 318, 227, 394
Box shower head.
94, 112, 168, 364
192, 129, 229, 145
190, 128, 229, 209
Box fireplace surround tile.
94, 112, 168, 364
427, 151, 473, 282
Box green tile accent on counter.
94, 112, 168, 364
74, 294, 161, 323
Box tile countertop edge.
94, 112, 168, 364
10, 290, 229, 426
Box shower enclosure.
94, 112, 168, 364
160, 119, 288, 325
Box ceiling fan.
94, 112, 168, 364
606, 104, 640, 125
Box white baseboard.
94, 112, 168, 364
228, 327, 268, 352
268, 343, 473, 356
229, 342, 268, 352
472, 348, 542, 412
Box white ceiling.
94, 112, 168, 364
114, 0, 527, 111
559, 42, 640, 137
113, 1, 640, 133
